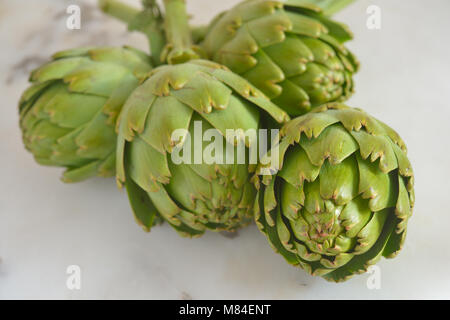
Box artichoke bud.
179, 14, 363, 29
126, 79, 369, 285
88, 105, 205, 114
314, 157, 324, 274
202, 0, 359, 116
19, 46, 153, 182
254, 103, 414, 282
116, 59, 290, 237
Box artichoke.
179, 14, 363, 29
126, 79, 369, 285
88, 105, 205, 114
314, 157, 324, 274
19, 46, 152, 182
116, 59, 289, 236
254, 103, 414, 282
115, 0, 290, 237
202, 0, 359, 116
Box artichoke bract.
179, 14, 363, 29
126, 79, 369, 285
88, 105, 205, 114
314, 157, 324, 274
254, 103, 414, 282
19, 47, 153, 182
116, 60, 289, 237
202, 0, 359, 116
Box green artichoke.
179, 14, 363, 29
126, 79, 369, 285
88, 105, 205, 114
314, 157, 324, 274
19, 46, 153, 182
254, 103, 414, 282
202, 0, 359, 116
116, 59, 289, 237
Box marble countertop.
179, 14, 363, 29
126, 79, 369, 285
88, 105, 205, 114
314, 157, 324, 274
1, 0, 449, 299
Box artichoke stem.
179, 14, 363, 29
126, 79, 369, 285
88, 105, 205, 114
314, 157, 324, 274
98, 0, 165, 66
162, 0, 199, 64
98, 0, 139, 25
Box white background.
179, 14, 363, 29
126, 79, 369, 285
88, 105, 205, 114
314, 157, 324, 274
0, 0, 449, 299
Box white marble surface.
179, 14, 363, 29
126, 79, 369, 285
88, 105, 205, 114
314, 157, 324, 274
1, 0, 449, 299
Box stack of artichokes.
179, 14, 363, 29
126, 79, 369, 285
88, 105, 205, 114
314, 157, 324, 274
18, 0, 414, 282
